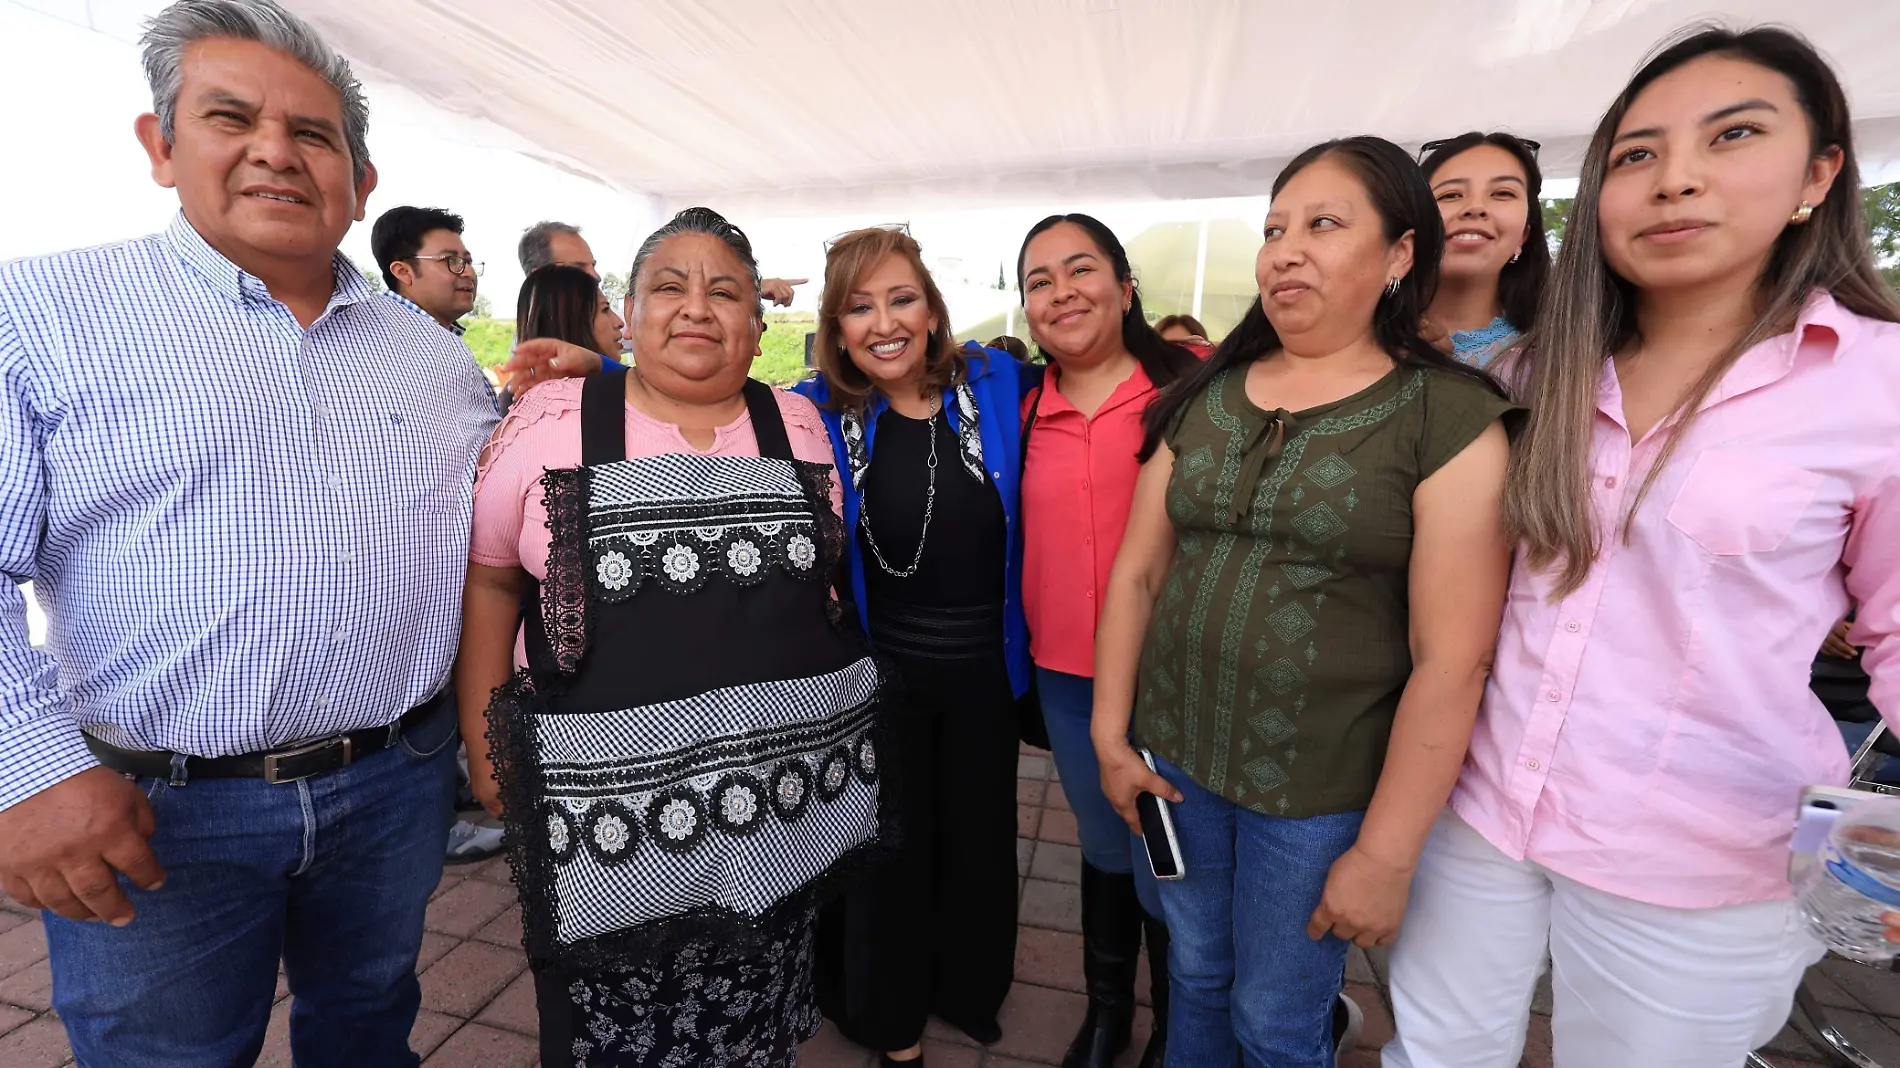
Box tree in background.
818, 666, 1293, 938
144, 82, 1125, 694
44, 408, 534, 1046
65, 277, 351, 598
470, 294, 493, 319
1867, 183, 1900, 291
1541, 198, 1573, 250
359, 265, 384, 293
601, 272, 630, 305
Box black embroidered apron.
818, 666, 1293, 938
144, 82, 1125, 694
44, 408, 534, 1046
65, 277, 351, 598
488, 370, 887, 975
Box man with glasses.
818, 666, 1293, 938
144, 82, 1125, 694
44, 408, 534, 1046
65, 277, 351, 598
370, 205, 481, 334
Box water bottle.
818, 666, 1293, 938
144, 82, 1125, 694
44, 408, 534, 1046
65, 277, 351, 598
1799, 808, 1900, 963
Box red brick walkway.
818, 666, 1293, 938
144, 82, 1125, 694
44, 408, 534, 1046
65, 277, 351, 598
0, 746, 1876, 1066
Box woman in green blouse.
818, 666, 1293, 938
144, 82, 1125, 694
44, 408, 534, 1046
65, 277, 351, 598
1091, 135, 1518, 1068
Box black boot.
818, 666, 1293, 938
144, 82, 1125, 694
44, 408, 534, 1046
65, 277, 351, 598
1135, 911, 1168, 1068
1063, 864, 1143, 1068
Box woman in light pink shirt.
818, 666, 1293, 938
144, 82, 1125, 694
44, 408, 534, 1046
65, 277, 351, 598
1385, 27, 1900, 1068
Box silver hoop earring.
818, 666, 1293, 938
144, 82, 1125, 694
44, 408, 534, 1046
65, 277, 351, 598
1383, 278, 1400, 299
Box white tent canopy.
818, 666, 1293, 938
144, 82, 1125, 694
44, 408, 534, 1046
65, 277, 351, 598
289, 0, 1900, 218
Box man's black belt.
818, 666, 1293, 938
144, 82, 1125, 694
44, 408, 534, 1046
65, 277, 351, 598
83, 694, 446, 785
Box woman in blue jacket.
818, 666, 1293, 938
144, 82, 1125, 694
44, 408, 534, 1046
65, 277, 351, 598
795, 226, 1030, 1068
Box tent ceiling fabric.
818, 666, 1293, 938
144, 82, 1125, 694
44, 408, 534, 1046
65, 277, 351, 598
290, 0, 1900, 216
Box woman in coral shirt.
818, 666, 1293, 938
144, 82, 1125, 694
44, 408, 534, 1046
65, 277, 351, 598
1016, 213, 1199, 1068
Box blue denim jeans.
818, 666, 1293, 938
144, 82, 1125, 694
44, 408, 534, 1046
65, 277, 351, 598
1037, 667, 1161, 918
1150, 754, 1364, 1068
45, 701, 460, 1068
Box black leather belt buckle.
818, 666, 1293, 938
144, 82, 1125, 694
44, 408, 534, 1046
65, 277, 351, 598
263, 735, 354, 784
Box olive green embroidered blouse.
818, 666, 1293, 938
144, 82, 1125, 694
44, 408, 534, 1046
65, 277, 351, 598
1130, 363, 1518, 818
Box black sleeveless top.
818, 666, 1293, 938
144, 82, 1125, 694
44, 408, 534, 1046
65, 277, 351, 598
857, 407, 1007, 660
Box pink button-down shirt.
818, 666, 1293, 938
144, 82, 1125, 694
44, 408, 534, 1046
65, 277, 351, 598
1452, 293, 1900, 909
1021, 364, 1159, 677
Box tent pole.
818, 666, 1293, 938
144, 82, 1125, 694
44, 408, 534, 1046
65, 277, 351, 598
1192, 218, 1209, 319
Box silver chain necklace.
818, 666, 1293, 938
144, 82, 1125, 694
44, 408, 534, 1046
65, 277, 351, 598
859, 397, 939, 578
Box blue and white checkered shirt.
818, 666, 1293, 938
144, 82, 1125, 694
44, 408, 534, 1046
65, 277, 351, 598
383, 290, 503, 412
384, 290, 466, 336
0, 212, 498, 810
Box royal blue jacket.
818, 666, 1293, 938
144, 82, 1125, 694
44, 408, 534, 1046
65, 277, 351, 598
792, 344, 1032, 698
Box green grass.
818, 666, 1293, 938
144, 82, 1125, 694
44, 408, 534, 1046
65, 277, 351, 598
458, 314, 816, 387
755, 315, 816, 387
461, 317, 514, 369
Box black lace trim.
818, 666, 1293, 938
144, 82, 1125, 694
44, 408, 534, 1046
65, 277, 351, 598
789, 457, 851, 627
540, 469, 590, 674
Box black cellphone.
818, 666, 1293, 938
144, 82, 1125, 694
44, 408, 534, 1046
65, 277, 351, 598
1135, 748, 1185, 881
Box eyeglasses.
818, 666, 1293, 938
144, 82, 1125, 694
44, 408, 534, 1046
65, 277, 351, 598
412, 253, 484, 276
1417, 136, 1541, 163
823, 222, 912, 253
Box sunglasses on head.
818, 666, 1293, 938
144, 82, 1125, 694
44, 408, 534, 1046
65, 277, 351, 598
1418, 136, 1541, 164
823, 222, 912, 253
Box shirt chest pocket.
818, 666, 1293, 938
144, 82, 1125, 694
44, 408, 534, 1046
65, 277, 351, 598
376, 406, 475, 513
1664, 447, 1824, 556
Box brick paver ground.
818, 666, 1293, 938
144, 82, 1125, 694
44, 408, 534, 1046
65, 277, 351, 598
0, 746, 1875, 1066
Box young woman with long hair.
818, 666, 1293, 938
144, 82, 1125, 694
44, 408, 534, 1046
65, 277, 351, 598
1015, 213, 1199, 1068
1416, 132, 1551, 368
1384, 27, 1900, 1068
1092, 136, 1518, 1067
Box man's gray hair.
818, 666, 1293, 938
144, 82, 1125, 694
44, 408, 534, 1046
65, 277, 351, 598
141, 0, 371, 183
630, 208, 762, 320
519, 220, 583, 274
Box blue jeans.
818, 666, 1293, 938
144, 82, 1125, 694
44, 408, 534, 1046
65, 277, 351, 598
1150, 754, 1364, 1068
1037, 667, 1161, 918
46, 702, 460, 1068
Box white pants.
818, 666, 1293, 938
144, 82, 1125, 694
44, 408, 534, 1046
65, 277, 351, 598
1383, 813, 1823, 1068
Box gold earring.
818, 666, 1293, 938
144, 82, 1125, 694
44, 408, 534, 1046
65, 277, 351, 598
1791, 201, 1815, 224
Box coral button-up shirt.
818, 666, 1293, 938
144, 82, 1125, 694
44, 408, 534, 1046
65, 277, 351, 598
1452, 293, 1900, 909
1021, 363, 1160, 678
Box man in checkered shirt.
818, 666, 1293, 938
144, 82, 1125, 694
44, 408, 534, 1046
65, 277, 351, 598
0, 2, 510, 1063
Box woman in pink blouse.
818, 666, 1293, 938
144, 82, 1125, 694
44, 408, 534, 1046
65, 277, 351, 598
1385, 27, 1900, 1068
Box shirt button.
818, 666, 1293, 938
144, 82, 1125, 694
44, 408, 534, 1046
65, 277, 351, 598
1546, 690, 1561, 702
1081, 480, 1089, 489
1086, 591, 1095, 599
1527, 758, 1541, 770
1604, 476, 1618, 488
315, 695, 332, 710
333, 628, 347, 643
1565, 621, 1581, 633
330, 477, 346, 491
1084, 537, 1092, 545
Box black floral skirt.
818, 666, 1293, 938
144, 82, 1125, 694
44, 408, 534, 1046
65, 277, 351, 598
533, 905, 821, 1068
